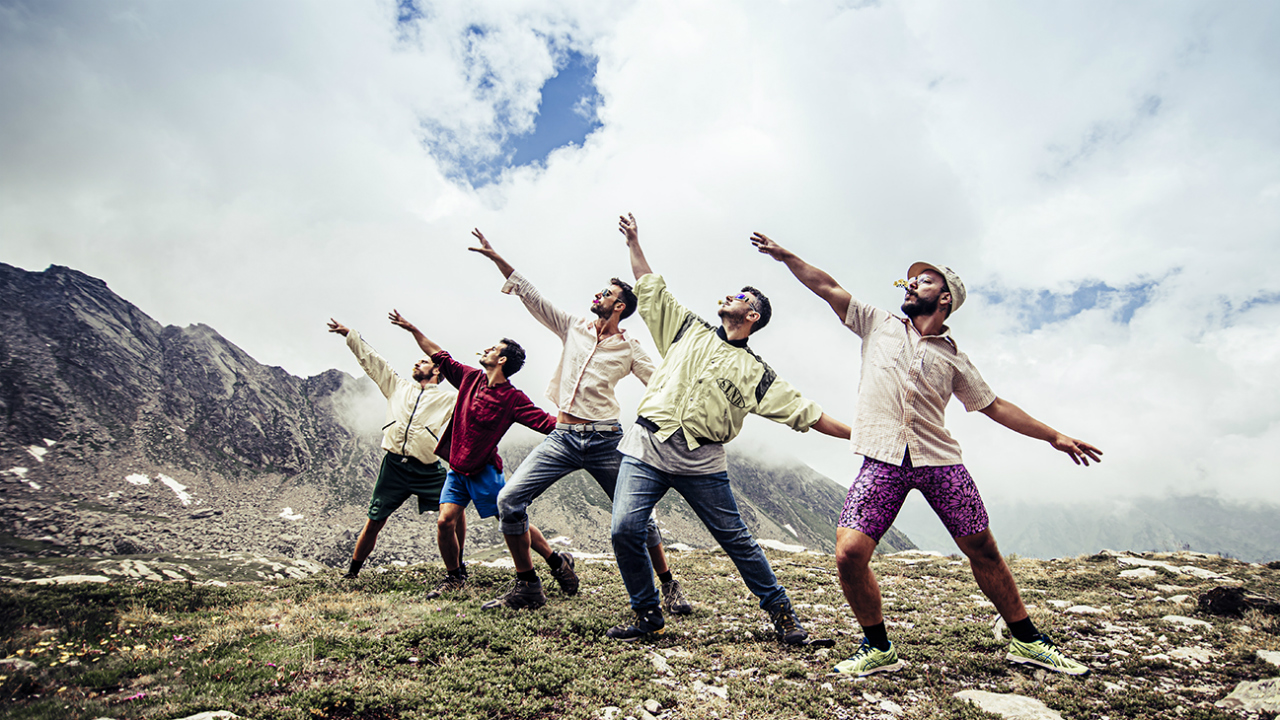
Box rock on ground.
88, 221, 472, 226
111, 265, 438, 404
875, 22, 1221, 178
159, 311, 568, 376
954, 690, 1065, 720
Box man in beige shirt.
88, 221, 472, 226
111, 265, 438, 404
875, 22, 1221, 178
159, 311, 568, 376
752, 232, 1102, 678
467, 229, 689, 614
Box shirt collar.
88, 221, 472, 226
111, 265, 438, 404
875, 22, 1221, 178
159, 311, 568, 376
716, 325, 749, 348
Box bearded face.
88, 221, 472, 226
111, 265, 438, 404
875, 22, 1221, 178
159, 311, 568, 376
901, 290, 940, 318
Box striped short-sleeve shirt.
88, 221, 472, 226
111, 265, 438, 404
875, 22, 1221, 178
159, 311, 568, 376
843, 298, 996, 467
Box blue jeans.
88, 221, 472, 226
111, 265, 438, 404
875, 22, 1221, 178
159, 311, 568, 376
611, 456, 788, 611
497, 429, 662, 547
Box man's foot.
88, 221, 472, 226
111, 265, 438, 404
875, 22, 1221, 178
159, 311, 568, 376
482, 579, 547, 610
1007, 634, 1091, 676
549, 553, 580, 596
767, 598, 808, 645
833, 639, 905, 676
660, 578, 693, 615
341, 570, 359, 580
606, 607, 665, 641
423, 573, 468, 600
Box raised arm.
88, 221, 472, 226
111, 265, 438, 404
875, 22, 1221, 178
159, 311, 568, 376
619, 212, 653, 279
388, 309, 442, 357
467, 228, 515, 279
979, 397, 1103, 467
751, 232, 853, 319
326, 318, 350, 337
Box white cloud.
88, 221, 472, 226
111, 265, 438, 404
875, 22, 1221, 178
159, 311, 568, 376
2, 0, 1278, 508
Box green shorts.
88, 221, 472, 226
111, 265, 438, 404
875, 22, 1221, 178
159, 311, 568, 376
367, 453, 448, 521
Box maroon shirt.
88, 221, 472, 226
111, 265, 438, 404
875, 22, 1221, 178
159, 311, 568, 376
431, 350, 556, 476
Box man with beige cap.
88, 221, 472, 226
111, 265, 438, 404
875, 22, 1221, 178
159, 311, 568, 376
750, 232, 1102, 678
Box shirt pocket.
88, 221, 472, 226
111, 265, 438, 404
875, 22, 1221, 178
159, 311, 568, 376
470, 392, 506, 429
917, 352, 954, 398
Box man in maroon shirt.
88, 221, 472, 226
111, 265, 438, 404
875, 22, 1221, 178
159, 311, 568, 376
388, 310, 557, 599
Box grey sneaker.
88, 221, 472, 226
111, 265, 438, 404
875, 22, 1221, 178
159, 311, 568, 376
660, 578, 693, 615
482, 579, 548, 610
424, 572, 467, 600
767, 598, 809, 645
606, 607, 665, 641
549, 553, 580, 596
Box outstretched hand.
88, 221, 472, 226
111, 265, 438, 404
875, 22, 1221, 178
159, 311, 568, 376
618, 213, 638, 244
388, 309, 417, 334
326, 318, 349, 336
468, 228, 498, 259
1051, 435, 1104, 467
750, 232, 791, 262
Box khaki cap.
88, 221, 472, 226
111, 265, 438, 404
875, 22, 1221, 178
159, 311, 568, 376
907, 261, 966, 315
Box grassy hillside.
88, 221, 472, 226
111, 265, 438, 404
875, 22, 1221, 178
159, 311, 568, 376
2, 548, 1279, 719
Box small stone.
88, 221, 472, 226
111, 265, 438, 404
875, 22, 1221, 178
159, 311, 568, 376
0, 658, 38, 672
955, 690, 1065, 720
1120, 568, 1158, 578
1258, 650, 1280, 668
880, 699, 904, 715
1168, 647, 1216, 664
1162, 615, 1211, 628
600, 708, 621, 720
649, 654, 672, 675
643, 700, 661, 714
172, 713, 243, 720
1067, 605, 1106, 615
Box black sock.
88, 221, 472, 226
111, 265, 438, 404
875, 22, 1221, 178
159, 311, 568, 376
1008, 617, 1039, 643
447, 565, 466, 579
516, 569, 539, 583
657, 571, 674, 585
546, 552, 563, 571
862, 621, 891, 652
346, 559, 363, 575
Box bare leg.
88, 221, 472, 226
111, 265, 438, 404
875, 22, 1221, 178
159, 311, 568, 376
437, 503, 466, 571
648, 544, 670, 576
504, 530, 536, 573
529, 525, 554, 562
352, 518, 388, 564
955, 528, 1028, 622
835, 527, 884, 626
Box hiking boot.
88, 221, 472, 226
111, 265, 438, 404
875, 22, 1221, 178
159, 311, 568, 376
660, 578, 693, 615
606, 607, 665, 641
1007, 634, 1091, 676
423, 572, 468, 600
833, 639, 905, 676
482, 579, 547, 610
549, 553, 579, 596
767, 598, 809, 645
341, 570, 359, 580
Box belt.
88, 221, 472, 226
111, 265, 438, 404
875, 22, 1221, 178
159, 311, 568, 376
556, 422, 622, 433
634, 416, 721, 446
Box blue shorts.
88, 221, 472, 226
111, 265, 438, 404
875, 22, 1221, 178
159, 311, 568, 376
439, 465, 504, 518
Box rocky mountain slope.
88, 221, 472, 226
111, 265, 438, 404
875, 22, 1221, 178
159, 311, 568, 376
0, 262, 911, 570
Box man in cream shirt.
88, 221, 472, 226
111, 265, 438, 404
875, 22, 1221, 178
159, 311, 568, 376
751, 231, 1102, 677
468, 229, 689, 613
327, 316, 458, 580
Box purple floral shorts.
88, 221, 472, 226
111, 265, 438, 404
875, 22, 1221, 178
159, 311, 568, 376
838, 455, 989, 542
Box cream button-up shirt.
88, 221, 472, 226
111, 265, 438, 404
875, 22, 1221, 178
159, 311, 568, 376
843, 298, 996, 467
501, 271, 655, 422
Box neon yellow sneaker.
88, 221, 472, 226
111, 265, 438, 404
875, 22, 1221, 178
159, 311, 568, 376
1007, 634, 1091, 676
833, 640, 905, 676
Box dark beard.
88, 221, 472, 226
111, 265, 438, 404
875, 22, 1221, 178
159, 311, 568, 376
901, 293, 938, 318
717, 305, 748, 325
589, 302, 609, 319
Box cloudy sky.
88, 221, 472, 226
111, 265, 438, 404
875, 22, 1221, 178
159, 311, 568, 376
3, 1, 1279, 510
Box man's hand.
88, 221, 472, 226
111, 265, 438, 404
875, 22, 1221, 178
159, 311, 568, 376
468, 229, 515, 278
388, 309, 417, 334
327, 318, 350, 337
750, 232, 794, 263
619, 213, 639, 245
389, 309, 442, 357
618, 212, 653, 279
1050, 434, 1104, 467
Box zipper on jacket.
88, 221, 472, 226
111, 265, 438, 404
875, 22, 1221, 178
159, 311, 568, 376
402, 388, 425, 456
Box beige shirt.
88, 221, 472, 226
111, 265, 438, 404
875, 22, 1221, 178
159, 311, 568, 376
501, 271, 655, 422
843, 298, 996, 467
345, 330, 456, 465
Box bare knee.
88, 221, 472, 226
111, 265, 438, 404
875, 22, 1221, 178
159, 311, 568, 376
835, 529, 876, 577
957, 530, 1002, 565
